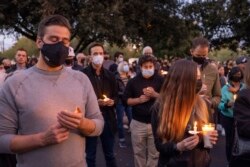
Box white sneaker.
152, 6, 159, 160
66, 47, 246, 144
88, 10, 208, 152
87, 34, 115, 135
123, 124, 129, 130
216, 124, 223, 131
221, 128, 225, 136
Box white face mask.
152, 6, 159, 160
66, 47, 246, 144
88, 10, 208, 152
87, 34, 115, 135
141, 68, 154, 78
92, 55, 104, 65
118, 57, 124, 63
123, 65, 129, 72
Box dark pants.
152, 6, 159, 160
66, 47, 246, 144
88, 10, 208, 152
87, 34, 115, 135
221, 114, 234, 162
230, 157, 250, 167
214, 107, 222, 124
116, 101, 132, 139
0, 154, 16, 167
86, 121, 117, 167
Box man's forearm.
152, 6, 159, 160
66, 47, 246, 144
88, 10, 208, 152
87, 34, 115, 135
127, 98, 141, 106
10, 133, 43, 154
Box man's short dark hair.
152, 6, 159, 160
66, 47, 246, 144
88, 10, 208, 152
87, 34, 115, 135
138, 55, 156, 66
191, 37, 209, 49
16, 48, 27, 54
113, 51, 124, 61
37, 15, 71, 38
87, 42, 104, 55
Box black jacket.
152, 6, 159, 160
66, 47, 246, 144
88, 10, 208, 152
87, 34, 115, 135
230, 88, 250, 166
6, 64, 30, 74
81, 65, 118, 134
115, 73, 129, 100
234, 88, 250, 138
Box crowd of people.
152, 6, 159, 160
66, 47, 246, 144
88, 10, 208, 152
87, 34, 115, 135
0, 14, 250, 167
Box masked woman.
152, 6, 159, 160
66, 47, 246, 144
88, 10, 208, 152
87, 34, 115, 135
219, 67, 244, 163
151, 59, 218, 167
230, 59, 250, 167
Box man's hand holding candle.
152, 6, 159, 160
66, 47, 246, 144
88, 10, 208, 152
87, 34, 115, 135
57, 107, 96, 135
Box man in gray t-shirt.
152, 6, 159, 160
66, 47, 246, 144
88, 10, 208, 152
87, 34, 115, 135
0, 15, 104, 167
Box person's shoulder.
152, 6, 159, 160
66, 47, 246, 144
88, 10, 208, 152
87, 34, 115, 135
4, 68, 33, 89
81, 65, 90, 72
204, 62, 218, 72
5, 68, 31, 81
221, 83, 229, 90
103, 68, 115, 78
239, 88, 250, 97
65, 67, 89, 81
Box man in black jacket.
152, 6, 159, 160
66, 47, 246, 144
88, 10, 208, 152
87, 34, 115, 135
81, 43, 118, 167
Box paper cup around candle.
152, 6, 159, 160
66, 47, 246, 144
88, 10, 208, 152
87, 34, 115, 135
202, 123, 215, 148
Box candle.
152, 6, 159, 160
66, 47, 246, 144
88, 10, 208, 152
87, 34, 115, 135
202, 123, 215, 148
188, 121, 199, 135
203, 74, 206, 81
103, 94, 109, 102
202, 124, 214, 131
161, 70, 168, 75
194, 121, 197, 133
233, 94, 237, 101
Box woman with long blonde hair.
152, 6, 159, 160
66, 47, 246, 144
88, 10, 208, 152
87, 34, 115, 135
151, 59, 218, 167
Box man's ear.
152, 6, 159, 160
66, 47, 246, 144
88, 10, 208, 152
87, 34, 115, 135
190, 49, 193, 55
36, 37, 43, 49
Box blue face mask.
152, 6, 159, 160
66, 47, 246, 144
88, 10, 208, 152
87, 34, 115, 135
123, 65, 129, 72
142, 68, 154, 78
92, 55, 104, 65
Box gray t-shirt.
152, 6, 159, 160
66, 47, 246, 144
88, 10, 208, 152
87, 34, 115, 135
0, 66, 104, 167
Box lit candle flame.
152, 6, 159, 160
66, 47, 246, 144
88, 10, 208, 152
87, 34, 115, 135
161, 70, 168, 75
103, 94, 109, 101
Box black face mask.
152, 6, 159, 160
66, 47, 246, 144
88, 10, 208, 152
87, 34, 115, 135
4, 66, 11, 70
80, 59, 85, 64
41, 41, 69, 67
65, 59, 73, 66
193, 56, 206, 65
196, 79, 203, 93
231, 76, 242, 82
